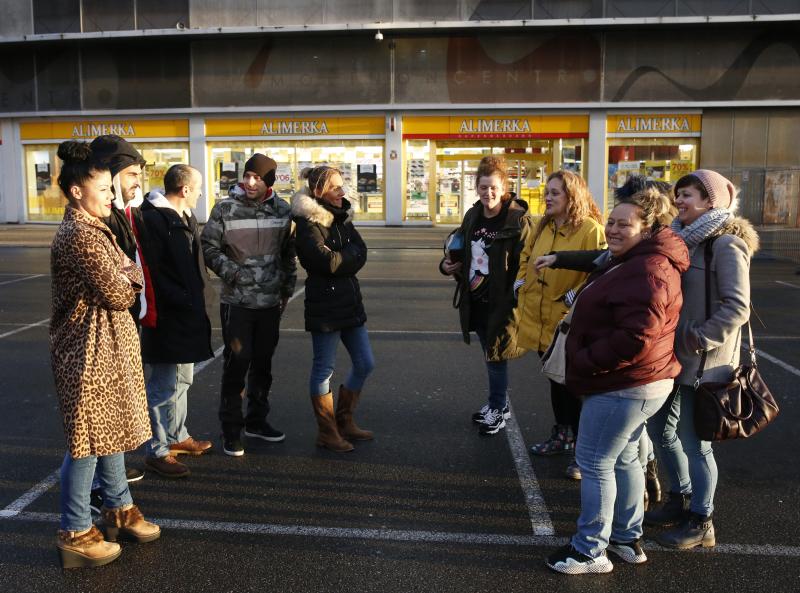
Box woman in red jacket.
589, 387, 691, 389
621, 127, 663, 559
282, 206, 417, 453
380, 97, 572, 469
546, 188, 689, 575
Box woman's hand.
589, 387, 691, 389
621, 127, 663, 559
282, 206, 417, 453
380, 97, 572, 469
534, 254, 557, 271
441, 258, 463, 276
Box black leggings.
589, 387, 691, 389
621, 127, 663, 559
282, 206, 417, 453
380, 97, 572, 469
538, 350, 582, 435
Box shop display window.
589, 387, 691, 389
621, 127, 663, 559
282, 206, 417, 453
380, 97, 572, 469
24, 142, 188, 222
606, 138, 698, 212
207, 141, 385, 221
403, 138, 584, 223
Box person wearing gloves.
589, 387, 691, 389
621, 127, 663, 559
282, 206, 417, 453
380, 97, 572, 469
138, 165, 214, 478
201, 154, 297, 457
291, 165, 374, 452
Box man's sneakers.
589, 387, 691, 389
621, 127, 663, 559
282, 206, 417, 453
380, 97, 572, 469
223, 436, 245, 457
478, 408, 506, 435
125, 467, 144, 482
607, 538, 648, 564
244, 423, 285, 443
471, 403, 510, 424
546, 544, 613, 575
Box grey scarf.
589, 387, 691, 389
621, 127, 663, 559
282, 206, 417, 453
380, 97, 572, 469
670, 208, 731, 253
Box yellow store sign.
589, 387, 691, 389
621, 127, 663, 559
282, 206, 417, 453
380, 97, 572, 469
403, 115, 589, 139
607, 114, 702, 136
20, 119, 189, 140
206, 117, 385, 137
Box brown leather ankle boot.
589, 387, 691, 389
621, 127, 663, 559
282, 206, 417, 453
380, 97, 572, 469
56, 525, 121, 568
312, 392, 354, 452
101, 504, 161, 543
336, 384, 374, 441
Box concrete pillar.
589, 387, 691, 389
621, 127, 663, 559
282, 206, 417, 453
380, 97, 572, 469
188, 116, 209, 222
384, 111, 403, 225
587, 110, 607, 212
0, 120, 24, 223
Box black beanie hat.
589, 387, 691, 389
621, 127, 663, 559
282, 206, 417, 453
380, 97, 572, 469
89, 135, 146, 178
244, 153, 278, 186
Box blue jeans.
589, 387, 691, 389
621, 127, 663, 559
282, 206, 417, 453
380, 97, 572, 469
310, 325, 375, 396
145, 363, 193, 458
475, 327, 508, 411
638, 427, 655, 470
572, 392, 669, 558
61, 452, 132, 531
647, 384, 718, 516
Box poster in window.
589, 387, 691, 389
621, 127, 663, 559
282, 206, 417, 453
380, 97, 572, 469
357, 163, 377, 193
219, 161, 238, 192
35, 163, 52, 191
763, 171, 792, 225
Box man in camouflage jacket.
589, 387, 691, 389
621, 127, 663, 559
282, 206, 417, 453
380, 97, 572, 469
201, 153, 297, 456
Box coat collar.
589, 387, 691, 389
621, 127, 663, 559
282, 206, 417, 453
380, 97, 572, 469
291, 187, 354, 227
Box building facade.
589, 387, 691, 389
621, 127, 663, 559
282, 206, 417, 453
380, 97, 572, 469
1, 1, 798, 256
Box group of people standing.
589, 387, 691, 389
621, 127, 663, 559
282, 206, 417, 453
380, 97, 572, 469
49, 137, 374, 567
441, 155, 757, 575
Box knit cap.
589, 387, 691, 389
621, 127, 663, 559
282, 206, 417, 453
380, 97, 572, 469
691, 169, 736, 210
89, 135, 146, 178
244, 154, 277, 181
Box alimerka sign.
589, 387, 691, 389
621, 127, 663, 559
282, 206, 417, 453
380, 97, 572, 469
20, 120, 189, 140
608, 114, 702, 136
205, 117, 384, 137
403, 115, 589, 139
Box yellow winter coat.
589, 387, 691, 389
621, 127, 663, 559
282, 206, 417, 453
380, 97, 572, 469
515, 217, 606, 352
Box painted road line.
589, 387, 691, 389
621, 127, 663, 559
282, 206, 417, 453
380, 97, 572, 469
505, 400, 555, 536
775, 280, 800, 289
0, 274, 45, 287
0, 318, 49, 340
9, 511, 800, 558
756, 348, 800, 379
0, 471, 60, 518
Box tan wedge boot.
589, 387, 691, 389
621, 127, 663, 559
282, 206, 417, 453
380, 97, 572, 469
336, 384, 374, 441
101, 504, 161, 543
312, 393, 354, 452
56, 525, 121, 569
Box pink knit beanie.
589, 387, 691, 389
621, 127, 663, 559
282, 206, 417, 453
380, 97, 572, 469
691, 169, 736, 210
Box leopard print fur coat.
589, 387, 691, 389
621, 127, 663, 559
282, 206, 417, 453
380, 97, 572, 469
50, 206, 152, 459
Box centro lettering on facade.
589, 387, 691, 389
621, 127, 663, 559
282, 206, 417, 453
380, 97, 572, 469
260, 120, 330, 135
616, 117, 691, 133
459, 119, 532, 134
72, 123, 135, 137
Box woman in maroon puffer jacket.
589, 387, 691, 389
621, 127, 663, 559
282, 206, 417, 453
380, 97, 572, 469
546, 188, 689, 575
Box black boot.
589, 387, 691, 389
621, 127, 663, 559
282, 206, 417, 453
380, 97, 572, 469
656, 512, 715, 549
645, 459, 661, 505
644, 492, 691, 527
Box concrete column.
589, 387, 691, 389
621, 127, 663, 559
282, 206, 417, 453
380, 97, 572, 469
587, 110, 608, 213
188, 115, 209, 222
0, 120, 24, 223
384, 111, 403, 226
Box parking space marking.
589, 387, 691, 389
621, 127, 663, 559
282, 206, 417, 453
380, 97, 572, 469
0, 317, 49, 340
756, 348, 800, 379
0, 471, 59, 518
775, 280, 800, 289
0, 274, 44, 287
505, 401, 554, 535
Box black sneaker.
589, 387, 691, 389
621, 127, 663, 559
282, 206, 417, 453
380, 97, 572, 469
223, 437, 245, 457
125, 467, 144, 482
89, 489, 103, 517
607, 538, 648, 564
478, 409, 506, 435
472, 403, 511, 424
546, 544, 613, 575
244, 423, 285, 443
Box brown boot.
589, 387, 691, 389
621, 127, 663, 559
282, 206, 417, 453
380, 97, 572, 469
100, 504, 161, 543
56, 525, 121, 568
311, 393, 354, 452
336, 384, 374, 441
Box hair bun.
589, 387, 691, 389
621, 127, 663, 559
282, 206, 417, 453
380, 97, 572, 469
299, 167, 313, 181
57, 140, 92, 163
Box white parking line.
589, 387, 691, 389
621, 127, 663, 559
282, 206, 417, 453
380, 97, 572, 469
775, 280, 800, 289
0, 274, 45, 286
0, 318, 49, 340
0, 471, 59, 518
756, 348, 800, 379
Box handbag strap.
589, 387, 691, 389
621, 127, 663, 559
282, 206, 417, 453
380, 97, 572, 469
694, 238, 757, 387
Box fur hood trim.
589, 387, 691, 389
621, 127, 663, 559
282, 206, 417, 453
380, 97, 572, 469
716, 215, 759, 255
291, 187, 353, 227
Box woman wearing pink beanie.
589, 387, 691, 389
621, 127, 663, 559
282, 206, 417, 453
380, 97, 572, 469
645, 169, 759, 550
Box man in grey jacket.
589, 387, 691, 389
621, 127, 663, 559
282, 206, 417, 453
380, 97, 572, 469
201, 154, 297, 456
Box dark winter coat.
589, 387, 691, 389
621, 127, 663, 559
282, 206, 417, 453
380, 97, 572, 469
291, 188, 367, 333
139, 193, 214, 364
441, 198, 533, 362
565, 227, 690, 396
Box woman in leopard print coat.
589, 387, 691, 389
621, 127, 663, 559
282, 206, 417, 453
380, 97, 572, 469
50, 141, 158, 568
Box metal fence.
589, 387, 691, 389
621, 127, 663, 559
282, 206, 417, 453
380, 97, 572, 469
730, 168, 800, 262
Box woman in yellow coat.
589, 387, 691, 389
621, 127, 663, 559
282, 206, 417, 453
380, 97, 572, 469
515, 171, 605, 478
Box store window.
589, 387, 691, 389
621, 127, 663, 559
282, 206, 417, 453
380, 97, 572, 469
207, 141, 385, 221
24, 142, 189, 222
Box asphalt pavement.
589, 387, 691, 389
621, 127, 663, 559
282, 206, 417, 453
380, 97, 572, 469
0, 228, 798, 593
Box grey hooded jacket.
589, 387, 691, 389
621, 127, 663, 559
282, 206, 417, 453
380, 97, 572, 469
674, 216, 760, 385
201, 185, 297, 309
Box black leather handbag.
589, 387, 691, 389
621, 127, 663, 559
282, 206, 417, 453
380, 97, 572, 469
692, 240, 779, 442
